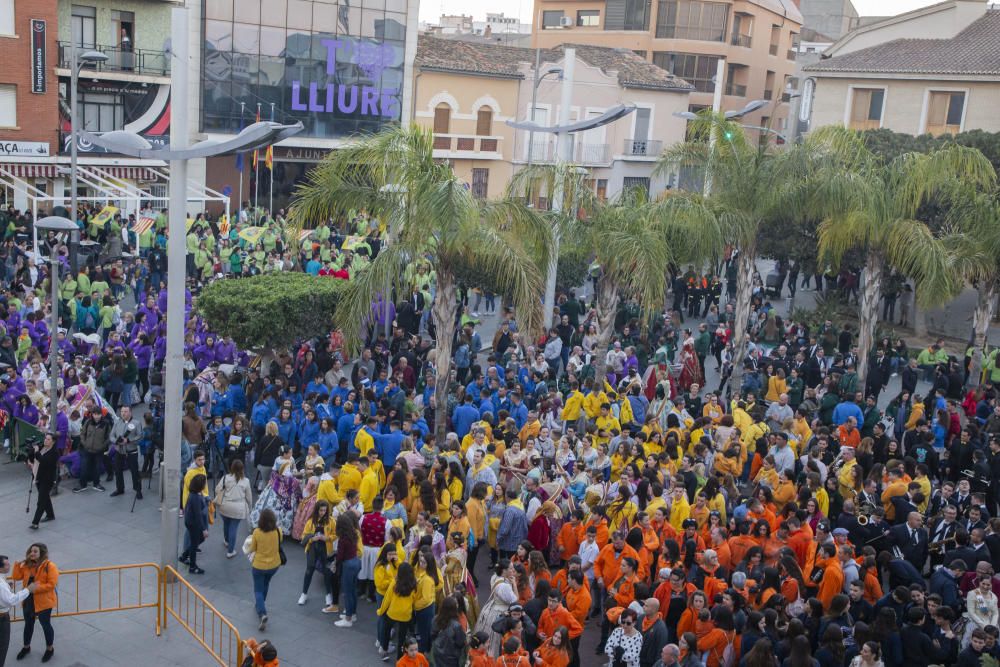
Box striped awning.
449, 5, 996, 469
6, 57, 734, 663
91, 166, 160, 181
0, 163, 58, 179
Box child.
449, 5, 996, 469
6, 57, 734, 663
468, 632, 491, 667
182, 473, 208, 574
494, 636, 531, 666
396, 637, 429, 667
244, 638, 279, 667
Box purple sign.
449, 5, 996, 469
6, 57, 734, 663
290, 39, 398, 118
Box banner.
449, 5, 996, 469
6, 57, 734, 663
219, 217, 231, 237
89, 205, 118, 227
298, 229, 313, 242
238, 226, 265, 244
30, 20, 46, 94
342, 235, 366, 250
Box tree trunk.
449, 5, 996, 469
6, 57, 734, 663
432, 272, 457, 443
855, 252, 883, 392
728, 249, 757, 392
912, 287, 927, 337
970, 280, 999, 386
591, 276, 620, 391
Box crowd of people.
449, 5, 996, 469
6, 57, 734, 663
4, 199, 1000, 667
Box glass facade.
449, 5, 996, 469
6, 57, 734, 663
202, 0, 407, 138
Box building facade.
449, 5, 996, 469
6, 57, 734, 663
803, 0, 1000, 136
192, 0, 419, 213
529, 0, 802, 134
413, 36, 693, 201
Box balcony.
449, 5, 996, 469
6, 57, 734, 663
58, 41, 170, 77
623, 139, 663, 158
763, 88, 774, 100
725, 82, 747, 96
769, 43, 779, 56
730, 33, 752, 48
525, 139, 610, 165
787, 49, 797, 60
431, 134, 503, 156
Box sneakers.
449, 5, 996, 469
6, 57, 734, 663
94, 484, 106, 492
298, 593, 308, 605
73, 486, 86, 493
110, 490, 124, 497
322, 605, 339, 614
334, 618, 354, 628
340, 614, 357, 622
226, 551, 237, 559
326, 594, 334, 606
380, 650, 391, 662
258, 615, 268, 631
189, 567, 205, 575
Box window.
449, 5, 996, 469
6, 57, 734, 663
926, 91, 965, 136
72, 5, 97, 48
476, 107, 493, 136
623, 177, 650, 197
577, 10, 600, 26
633, 107, 651, 142
433, 104, 451, 134
0, 0, 14, 36
655, 1, 728, 41
652, 52, 719, 93
596, 179, 608, 201
471, 168, 489, 199
604, 0, 650, 31
79, 91, 124, 132
542, 10, 564, 29
0, 85, 15, 127
763, 70, 775, 100
769, 24, 780, 55
633, 50, 647, 58
731, 12, 752, 46
848, 88, 884, 130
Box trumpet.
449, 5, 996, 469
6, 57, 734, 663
856, 502, 876, 526
928, 535, 957, 554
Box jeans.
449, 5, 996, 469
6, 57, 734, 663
22, 607, 54, 648
1, 615, 10, 665
221, 516, 240, 554
78, 450, 100, 487
339, 557, 362, 616
252, 567, 278, 617
183, 505, 208, 553
414, 603, 435, 652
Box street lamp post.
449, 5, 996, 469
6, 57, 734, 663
68, 46, 108, 253
79, 6, 302, 569
34, 216, 78, 435
526, 59, 562, 166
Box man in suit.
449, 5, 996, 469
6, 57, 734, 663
890, 511, 929, 572
890, 484, 923, 526
927, 504, 960, 568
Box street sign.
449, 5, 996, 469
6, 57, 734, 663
0, 141, 50, 157
799, 78, 815, 122
30, 19, 46, 94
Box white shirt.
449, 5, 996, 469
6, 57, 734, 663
578, 540, 600, 581
0, 572, 29, 614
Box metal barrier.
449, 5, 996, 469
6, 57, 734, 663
161, 565, 244, 667
10, 562, 161, 635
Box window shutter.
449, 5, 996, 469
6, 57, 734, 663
604, 0, 626, 30
433, 105, 450, 134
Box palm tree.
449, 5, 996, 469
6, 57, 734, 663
808, 127, 995, 390
945, 188, 1000, 384
289, 126, 549, 441
656, 112, 816, 391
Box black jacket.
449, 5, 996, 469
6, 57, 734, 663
900, 623, 946, 667
430, 619, 467, 667
888, 524, 928, 569
639, 618, 670, 667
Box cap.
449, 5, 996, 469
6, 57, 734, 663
508, 604, 523, 612
832, 528, 849, 537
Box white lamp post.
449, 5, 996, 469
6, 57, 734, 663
68, 47, 108, 250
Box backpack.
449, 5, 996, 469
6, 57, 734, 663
83, 307, 98, 330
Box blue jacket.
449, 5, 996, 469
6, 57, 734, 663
509, 402, 528, 430
251, 401, 272, 428
452, 404, 480, 439
318, 430, 339, 460
298, 417, 321, 449
479, 399, 496, 419
210, 389, 233, 418
271, 417, 298, 449
377, 431, 405, 468
336, 413, 356, 446
229, 384, 247, 413
832, 401, 865, 428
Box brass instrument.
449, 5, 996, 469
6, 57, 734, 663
928, 535, 957, 554
856, 502, 876, 526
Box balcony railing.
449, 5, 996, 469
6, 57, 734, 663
730, 33, 752, 47
787, 49, 797, 60
769, 43, 779, 56
526, 139, 610, 164
725, 82, 747, 96
763, 88, 774, 100
623, 139, 663, 157
58, 41, 170, 76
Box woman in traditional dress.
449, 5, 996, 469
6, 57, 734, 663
677, 343, 703, 393
250, 446, 302, 534
474, 559, 519, 657
291, 460, 324, 540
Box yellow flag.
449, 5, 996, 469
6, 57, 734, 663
89, 205, 118, 227
238, 226, 266, 244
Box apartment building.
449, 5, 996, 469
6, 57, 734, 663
530, 0, 802, 133
413, 35, 693, 201
804, 0, 1000, 136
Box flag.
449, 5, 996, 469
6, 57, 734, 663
252, 108, 261, 169
219, 216, 230, 237
265, 144, 273, 171
133, 216, 156, 235
238, 226, 266, 244
89, 205, 118, 227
